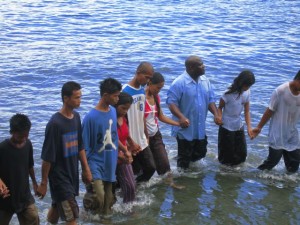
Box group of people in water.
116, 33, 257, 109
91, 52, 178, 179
0, 55, 300, 225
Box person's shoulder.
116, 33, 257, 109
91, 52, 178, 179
242, 89, 250, 96
47, 112, 61, 124
26, 139, 33, 146
0, 139, 9, 149
174, 72, 187, 81
122, 85, 134, 95
109, 107, 118, 122
23, 139, 34, 152
170, 73, 187, 87
83, 108, 97, 121
278, 82, 289, 89
73, 110, 80, 117
275, 82, 289, 94
109, 105, 117, 114
122, 83, 129, 89
122, 84, 131, 92
74, 110, 83, 122
122, 84, 144, 96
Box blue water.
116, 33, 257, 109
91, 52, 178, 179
0, 0, 300, 224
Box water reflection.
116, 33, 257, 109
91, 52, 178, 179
159, 186, 175, 219
154, 166, 300, 225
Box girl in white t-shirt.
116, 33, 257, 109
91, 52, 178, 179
218, 70, 255, 166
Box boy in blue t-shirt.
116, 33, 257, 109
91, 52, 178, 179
82, 78, 121, 219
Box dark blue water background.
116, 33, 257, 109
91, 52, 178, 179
0, 0, 300, 224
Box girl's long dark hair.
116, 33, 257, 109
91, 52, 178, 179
114, 92, 133, 127
225, 70, 255, 97
149, 72, 165, 116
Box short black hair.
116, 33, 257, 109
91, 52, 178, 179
114, 92, 133, 107
61, 81, 81, 102
185, 55, 202, 68
9, 113, 31, 133
136, 62, 153, 74
99, 78, 122, 97
293, 70, 300, 80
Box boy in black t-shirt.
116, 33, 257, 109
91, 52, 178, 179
0, 113, 40, 225
37, 81, 92, 225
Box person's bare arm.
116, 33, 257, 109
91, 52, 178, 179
79, 150, 92, 184
218, 98, 225, 122
36, 160, 51, 199
127, 136, 142, 156
252, 108, 274, 139
144, 116, 149, 143
168, 103, 189, 128
0, 178, 10, 198
118, 140, 133, 164
29, 167, 38, 195
209, 102, 222, 125
244, 102, 253, 138
158, 108, 180, 126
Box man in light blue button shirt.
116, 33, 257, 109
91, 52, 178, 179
166, 55, 222, 169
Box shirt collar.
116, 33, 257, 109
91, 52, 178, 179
183, 71, 207, 84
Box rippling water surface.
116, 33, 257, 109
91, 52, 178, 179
0, 0, 300, 224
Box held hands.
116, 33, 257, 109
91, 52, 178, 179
119, 149, 133, 164
82, 167, 93, 184
179, 117, 190, 128
128, 141, 142, 156
251, 127, 262, 139
214, 115, 223, 126
0, 179, 10, 198
124, 150, 133, 164
32, 181, 38, 196
247, 128, 254, 139
36, 182, 47, 199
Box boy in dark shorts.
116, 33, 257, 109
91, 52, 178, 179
37, 81, 92, 225
0, 113, 40, 225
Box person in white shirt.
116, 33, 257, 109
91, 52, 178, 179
122, 62, 156, 183
252, 70, 300, 173
218, 70, 255, 166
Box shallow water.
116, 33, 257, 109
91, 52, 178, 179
0, 0, 300, 224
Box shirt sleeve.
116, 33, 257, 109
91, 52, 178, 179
28, 140, 34, 169
82, 115, 93, 154
166, 81, 182, 107
245, 90, 250, 103
76, 112, 84, 152
221, 92, 227, 103
268, 89, 279, 111
41, 121, 59, 163
208, 81, 216, 104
